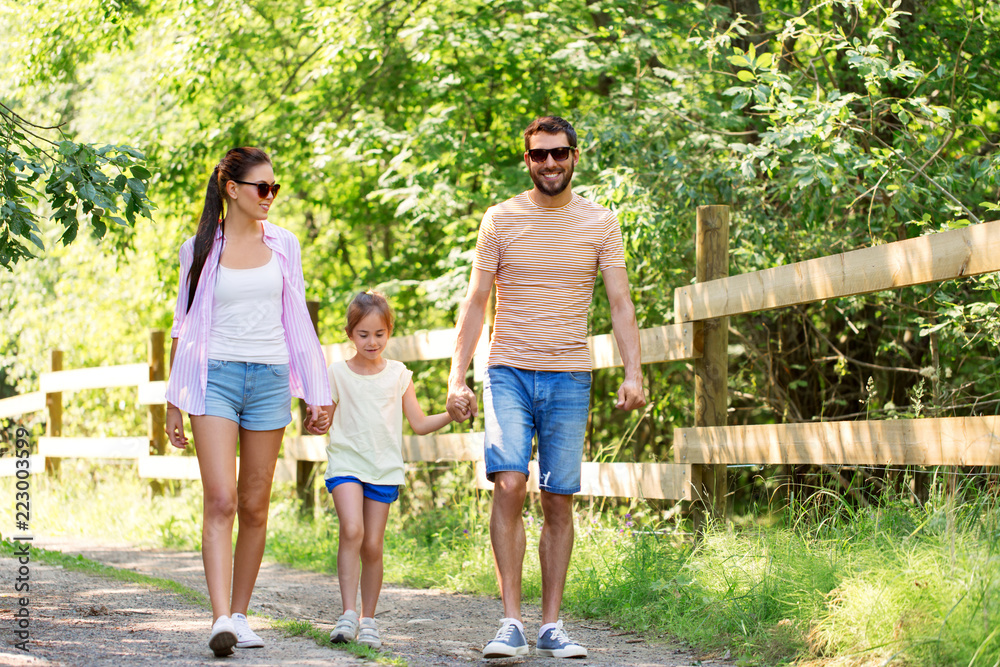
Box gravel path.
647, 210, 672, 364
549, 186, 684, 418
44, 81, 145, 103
0, 538, 737, 666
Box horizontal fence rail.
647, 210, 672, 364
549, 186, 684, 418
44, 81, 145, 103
675, 417, 1000, 466
0, 392, 45, 420
38, 436, 148, 459
39, 363, 149, 394
674, 220, 1000, 323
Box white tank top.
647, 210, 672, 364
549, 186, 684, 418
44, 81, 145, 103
208, 252, 289, 364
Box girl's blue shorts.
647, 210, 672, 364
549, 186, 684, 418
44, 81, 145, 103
325, 475, 400, 504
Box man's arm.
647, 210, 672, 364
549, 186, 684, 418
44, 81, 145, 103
603, 267, 646, 410
447, 268, 495, 421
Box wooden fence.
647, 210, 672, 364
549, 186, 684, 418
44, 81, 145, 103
0, 321, 696, 502
3, 208, 1000, 516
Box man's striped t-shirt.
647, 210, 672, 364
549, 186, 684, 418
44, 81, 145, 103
472, 191, 627, 372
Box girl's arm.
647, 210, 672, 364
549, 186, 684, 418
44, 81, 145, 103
402, 381, 453, 435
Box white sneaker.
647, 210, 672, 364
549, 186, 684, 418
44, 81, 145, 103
330, 610, 360, 644
231, 612, 264, 649
357, 617, 381, 650
208, 615, 237, 657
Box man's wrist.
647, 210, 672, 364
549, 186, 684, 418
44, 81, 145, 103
624, 368, 643, 379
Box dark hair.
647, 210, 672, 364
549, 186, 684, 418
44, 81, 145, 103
345, 290, 395, 337
523, 116, 577, 151
185, 147, 272, 312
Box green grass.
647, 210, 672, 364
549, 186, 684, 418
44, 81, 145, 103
268, 617, 406, 664
0, 458, 203, 548
4, 463, 999, 666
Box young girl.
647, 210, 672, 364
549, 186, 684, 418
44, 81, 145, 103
324, 291, 454, 650
165, 147, 331, 657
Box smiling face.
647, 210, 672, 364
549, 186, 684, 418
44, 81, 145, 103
347, 310, 391, 362
525, 131, 578, 205
226, 162, 276, 221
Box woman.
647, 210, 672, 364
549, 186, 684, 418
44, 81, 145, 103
164, 147, 331, 657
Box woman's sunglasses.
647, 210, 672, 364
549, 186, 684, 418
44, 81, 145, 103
525, 146, 576, 163
232, 180, 281, 198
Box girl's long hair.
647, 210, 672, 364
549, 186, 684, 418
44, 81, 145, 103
186, 147, 271, 312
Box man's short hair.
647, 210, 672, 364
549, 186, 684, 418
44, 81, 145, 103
523, 116, 577, 151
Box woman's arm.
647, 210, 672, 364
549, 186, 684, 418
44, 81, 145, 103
402, 381, 452, 435
304, 403, 336, 435
165, 337, 188, 449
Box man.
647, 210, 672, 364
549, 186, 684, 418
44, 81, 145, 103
446, 116, 646, 659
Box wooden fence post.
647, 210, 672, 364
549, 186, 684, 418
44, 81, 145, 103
148, 330, 166, 495
45, 349, 63, 476
692, 205, 730, 531
296, 300, 321, 514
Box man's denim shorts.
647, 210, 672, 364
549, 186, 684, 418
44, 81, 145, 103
325, 476, 400, 504
202, 359, 292, 431
482, 365, 592, 495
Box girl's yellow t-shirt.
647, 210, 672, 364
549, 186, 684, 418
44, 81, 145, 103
323, 359, 413, 486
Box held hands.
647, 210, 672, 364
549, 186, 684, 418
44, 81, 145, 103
304, 404, 332, 435
165, 407, 189, 449
446, 382, 478, 423
616, 375, 647, 411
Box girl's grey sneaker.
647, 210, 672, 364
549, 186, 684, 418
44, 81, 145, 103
330, 610, 360, 643
208, 615, 237, 657
536, 621, 587, 658
483, 618, 529, 658
357, 617, 381, 649
230, 612, 264, 648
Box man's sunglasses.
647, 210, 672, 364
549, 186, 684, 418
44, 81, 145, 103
525, 146, 576, 163
232, 180, 281, 198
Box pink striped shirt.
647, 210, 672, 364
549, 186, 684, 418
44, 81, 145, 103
166, 221, 331, 415
473, 191, 626, 371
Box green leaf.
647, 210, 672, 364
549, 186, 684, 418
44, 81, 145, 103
737, 69, 755, 82
126, 177, 146, 194
60, 221, 79, 245
57, 141, 79, 156
129, 165, 151, 180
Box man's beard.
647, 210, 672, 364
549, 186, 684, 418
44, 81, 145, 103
530, 160, 574, 198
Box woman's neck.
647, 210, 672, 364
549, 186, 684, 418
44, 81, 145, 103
222, 213, 261, 239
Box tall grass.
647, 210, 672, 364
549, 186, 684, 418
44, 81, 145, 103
561, 482, 1000, 666
0, 459, 202, 547
3, 462, 998, 666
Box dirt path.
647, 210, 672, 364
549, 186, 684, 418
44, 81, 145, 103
2, 538, 736, 666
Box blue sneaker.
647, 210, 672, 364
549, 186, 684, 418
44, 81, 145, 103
483, 618, 529, 658
537, 621, 587, 658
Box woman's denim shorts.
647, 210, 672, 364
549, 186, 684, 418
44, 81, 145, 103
203, 359, 292, 431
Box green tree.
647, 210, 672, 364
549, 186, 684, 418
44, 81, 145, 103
0, 0, 155, 270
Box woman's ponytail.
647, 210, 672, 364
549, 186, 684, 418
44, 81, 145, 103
185, 148, 271, 313
186, 166, 224, 312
